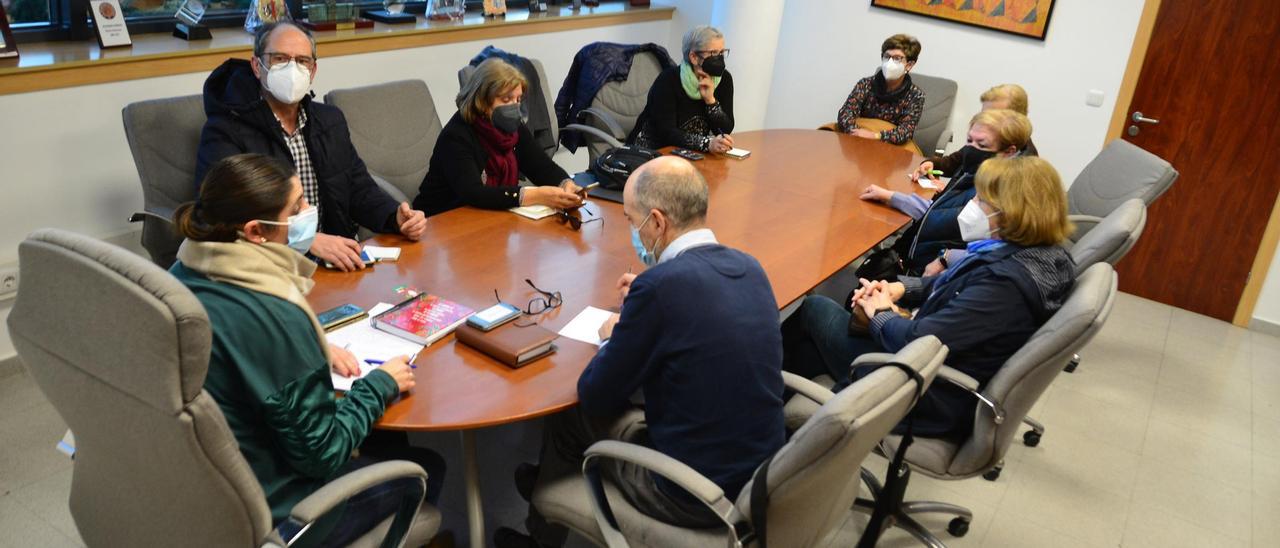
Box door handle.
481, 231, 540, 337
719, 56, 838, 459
1132, 111, 1160, 124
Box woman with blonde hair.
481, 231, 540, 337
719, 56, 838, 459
911, 83, 1039, 181
415, 57, 583, 216
860, 109, 1032, 275
784, 156, 1076, 441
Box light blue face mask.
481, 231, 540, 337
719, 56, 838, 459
259, 207, 318, 254
630, 212, 657, 267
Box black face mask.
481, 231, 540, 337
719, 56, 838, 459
958, 145, 998, 174
491, 102, 528, 134
699, 55, 727, 77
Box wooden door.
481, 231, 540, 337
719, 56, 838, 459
1115, 0, 1280, 321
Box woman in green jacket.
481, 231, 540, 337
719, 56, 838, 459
170, 153, 444, 546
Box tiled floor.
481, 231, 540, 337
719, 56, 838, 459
1, 292, 1278, 547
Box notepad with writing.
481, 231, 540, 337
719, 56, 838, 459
372, 294, 474, 346
455, 322, 558, 368
509, 205, 557, 220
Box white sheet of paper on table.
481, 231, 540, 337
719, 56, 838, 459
325, 302, 424, 391
363, 245, 402, 262
917, 178, 939, 190
558, 306, 615, 347
509, 205, 557, 220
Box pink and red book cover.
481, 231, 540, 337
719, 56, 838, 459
372, 294, 475, 346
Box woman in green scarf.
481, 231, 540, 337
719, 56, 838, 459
628, 25, 735, 154
169, 153, 445, 546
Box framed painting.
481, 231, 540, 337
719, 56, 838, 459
870, 0, 1057, 41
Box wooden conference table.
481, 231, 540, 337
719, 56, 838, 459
307, 129, 923, 547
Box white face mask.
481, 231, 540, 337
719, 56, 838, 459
263, 59, 312, 105
958, 199, 1000, 242
882, 59, 907, 80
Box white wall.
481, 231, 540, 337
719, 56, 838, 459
1254, 232, 1280, 334
0, 18, 674, 360
763, 0, 1145, 186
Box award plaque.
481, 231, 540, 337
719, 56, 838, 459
245, 0, 290, 33
482, 0, 505, 17
0, 2, 19, 59
89, 0, 132, 48
174, 0, 213, 40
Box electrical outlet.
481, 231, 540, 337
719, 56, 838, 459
0, 264, 19, 301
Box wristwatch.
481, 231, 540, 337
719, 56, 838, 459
937, 249, 949, 268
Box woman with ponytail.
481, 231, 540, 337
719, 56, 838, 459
171, 153, 445, 546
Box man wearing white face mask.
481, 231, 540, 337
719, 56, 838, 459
836, 33, 925, 145
195, 21, 428, 273
495, 157, 784, 548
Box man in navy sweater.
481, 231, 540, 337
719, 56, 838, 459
498, 157, 786, 547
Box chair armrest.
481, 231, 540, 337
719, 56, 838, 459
582, 440, 743, 548
577, 107, 627, 141
371, 174, 409, 204
129, 206, 176, 225
937, 366, 1005, 424
934, 129, 953, 156
851, 352, 896, 369
1068, 214, 1104, 242
562, 124, 624, 150
274, 460, 428, 547
782, 371, 835, 405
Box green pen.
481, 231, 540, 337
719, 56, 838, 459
927, 170, 943, 176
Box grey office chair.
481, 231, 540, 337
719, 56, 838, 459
325, 79, 444, 205
459, 56, 560, 158
122, 94, 205, 268
527, 336, 946, 548
790, 264, 1116, 546
5, 229, 441, 548
1067, 139, 1178, 241
909, 73, 959, 156
560, 49, 668, 163
1069, 198, 1147, 275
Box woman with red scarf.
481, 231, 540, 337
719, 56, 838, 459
414, 58, 583, 216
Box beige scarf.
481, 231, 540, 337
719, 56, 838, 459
177, 239, 332, 363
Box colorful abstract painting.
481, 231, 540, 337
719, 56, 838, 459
871, 0, 1056, 40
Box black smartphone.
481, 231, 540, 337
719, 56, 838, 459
671, 148, 704, 161
317, 303, 368, 331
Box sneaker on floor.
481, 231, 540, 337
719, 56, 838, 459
515, 462, 540, 502
493, 526, 543, 548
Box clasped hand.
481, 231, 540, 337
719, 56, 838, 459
850, 277, 906, 319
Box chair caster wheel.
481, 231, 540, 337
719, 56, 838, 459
1023, 430, 1042, 447
948, 517, 970, 537
982, 467, 1001, 481
1064, 359, 1079, 373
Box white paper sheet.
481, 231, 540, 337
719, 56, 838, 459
510, 205, 557, 220
557, 306, 615, 347
917, 177, 939, 190
363, 245, 401, 262
326, 303, 423, 391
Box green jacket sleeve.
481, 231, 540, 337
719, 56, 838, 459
263, 367, 399, 479
216, 296, 400, 480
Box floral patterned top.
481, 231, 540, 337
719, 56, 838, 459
836, 72, 925, 145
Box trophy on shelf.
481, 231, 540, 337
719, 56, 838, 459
527, 0, 547, 12
363, 0, 417, 24
301, 0, 373, 30
174, 0, 212, 40
426, 0, 463, 21
244, 0, 290, 33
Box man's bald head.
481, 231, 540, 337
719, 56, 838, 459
624, 156, 709, 230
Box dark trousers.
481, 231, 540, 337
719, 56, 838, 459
782, 295, 884, 387
294, 431, 448, 548
526, 406, 722, 546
